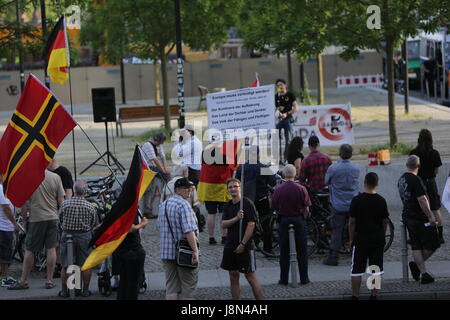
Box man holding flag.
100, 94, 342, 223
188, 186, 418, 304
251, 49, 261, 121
81, 146, 155, 300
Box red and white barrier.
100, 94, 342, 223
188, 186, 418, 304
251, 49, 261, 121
336, 74, 384, 88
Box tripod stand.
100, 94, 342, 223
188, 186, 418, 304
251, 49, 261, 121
80, 121, 126, 175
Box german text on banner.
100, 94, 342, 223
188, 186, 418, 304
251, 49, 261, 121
0, 74, 76, 207
81, 146, 155, 271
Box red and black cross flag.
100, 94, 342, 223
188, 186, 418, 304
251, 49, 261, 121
0, 74, 76, 207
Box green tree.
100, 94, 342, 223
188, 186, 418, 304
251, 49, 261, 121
0, 0, 89, 64
81, 0, 243, 130
332, 0, 449, 147
238, 0, 333, 104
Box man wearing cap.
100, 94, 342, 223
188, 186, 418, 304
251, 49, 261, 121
140, 133, 171, 219
157, 178, 199, 300
299, 136, 332, 193
173, 125, 203, 187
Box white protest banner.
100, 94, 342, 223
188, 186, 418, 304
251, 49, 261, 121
292, 103, 354, 146
207, 85, 275, 139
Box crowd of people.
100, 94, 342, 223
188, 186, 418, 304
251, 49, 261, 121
0, 77, 448, 301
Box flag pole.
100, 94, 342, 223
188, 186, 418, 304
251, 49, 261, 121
68, 66, 77, 181
239, 136, 249, 242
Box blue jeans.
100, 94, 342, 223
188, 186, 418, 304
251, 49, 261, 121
276, 118, 293, 161
278, 215, 309, 284
329, 207, 349, 253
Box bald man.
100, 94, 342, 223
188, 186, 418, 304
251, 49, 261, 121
58, 181, 98, 297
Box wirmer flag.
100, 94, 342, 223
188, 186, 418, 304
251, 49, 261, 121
0, 74, 76, 207
43, 15, 70, 85
197, 139, 243, 203
81, 146, 156, 271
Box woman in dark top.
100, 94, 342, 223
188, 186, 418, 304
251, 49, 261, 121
409, 129, 444, 243
114, 214, 148, 300
286, 137, 304, 178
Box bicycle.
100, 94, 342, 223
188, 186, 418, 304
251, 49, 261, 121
306, 186, 395, 255
12, 209, 48, 271
253, 174, 321, 258
254, 211, 319, 259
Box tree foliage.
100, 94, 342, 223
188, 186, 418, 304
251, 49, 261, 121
0, 0, 89, 64
331, 0, 449, 146
81, 0, 243, 129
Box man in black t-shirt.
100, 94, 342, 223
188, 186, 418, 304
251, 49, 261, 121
48, 158, 74, 200
275, 79, 299, 162
349, 172, 389, 300
397, 155, 440, 285
220, 178, 263, 300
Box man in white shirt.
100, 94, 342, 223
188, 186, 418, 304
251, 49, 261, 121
140, 133, 171, 218
173, 125, 203, 187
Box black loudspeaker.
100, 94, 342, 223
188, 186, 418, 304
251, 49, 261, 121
92, 87, 117, 122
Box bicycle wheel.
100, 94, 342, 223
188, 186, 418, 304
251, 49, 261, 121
306, 217, 319, 257
259, 214, 280, 258
384, 219, 395, 252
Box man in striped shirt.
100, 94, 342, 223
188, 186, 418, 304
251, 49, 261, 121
299, 136, 332, 193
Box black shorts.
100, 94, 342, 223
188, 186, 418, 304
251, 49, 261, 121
205, 201, 224, 215
0, 230, 15, 264
220, 247, 256, 274
406, 220, 440, 251
351, 243, 384, 276
423, 178, 441, 211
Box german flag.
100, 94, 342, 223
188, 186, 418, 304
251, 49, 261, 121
44, 15, 70, 85
0, 74, 76, 207
81, 146, 156, 271
197, 139, 243, 203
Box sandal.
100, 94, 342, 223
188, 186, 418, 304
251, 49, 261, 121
81, 290, 92, 297
45, 282, 56, 289
7, 282, 29, 290
58, 290, 70, 298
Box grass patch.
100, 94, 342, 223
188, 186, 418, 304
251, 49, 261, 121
134, 126, 174, 144
359, 142, 413, 155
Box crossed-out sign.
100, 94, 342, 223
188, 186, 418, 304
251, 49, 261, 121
292, 103, 354, 146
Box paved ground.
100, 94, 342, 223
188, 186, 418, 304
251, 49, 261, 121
2, 87, 450, 300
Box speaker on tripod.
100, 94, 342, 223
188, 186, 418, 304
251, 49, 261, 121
80, 87, 125, 175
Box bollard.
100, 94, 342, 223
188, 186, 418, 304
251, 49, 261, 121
66, 234, 75, 299
400, 220, 409, 282
288, 224, 298, 288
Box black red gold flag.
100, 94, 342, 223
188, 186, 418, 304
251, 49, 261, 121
43, 15, 70, 85
81, 146, 155, 271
